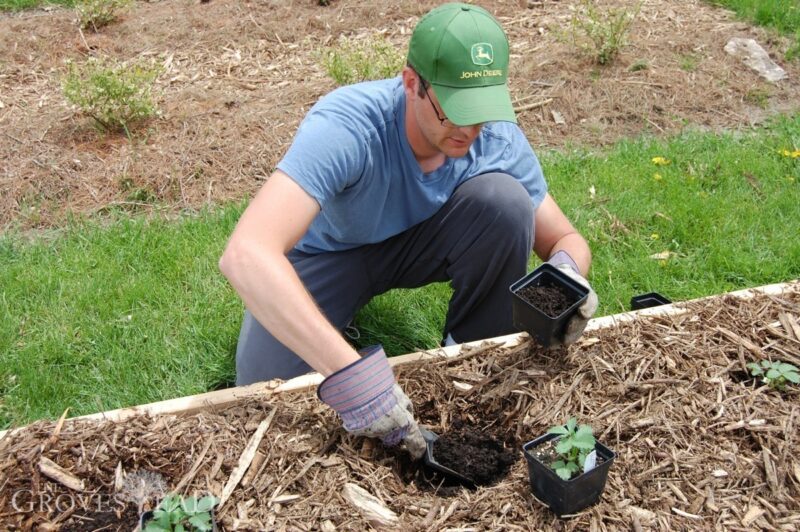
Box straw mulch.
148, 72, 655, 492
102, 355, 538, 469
1, 283, 799, 531
2, 0, 800, 228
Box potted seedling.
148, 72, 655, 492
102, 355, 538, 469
747, 360, 800, 391
140, 493, 219, 532
523, 417, 615, 517
509, 263, 588, 346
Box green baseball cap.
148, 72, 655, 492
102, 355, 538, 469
407, 2, 516, 126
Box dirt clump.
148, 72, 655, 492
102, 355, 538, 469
516, 284, 577, 317
433, 427, 517, 486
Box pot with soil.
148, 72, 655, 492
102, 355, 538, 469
509, 263, 589, 347
522, 418, 615, 517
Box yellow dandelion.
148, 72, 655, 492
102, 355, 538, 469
659, 260, 667, 268
652, 156, 671, 166
653, 173, 663, 181
780, 149, 800, 158
651, 233, 660, 240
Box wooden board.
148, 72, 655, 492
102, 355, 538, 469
0, 280, 795, 441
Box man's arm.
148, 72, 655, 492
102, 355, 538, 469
532, 192, 591, 275
219, 170, 360, 376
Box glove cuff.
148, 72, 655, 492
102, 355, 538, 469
548, 250, 580, 275
317, 345, 397, 429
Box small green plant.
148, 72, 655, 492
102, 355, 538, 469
678, 53, 700, 72
628, 59, 649, 72
143, 494, 219, 532
319, 34, 404, 86
62, 56, 161, 136
747, 360, 800, 390
75, 0, 132, 31
547, 417, 596, 481
568, 0, 641, 65
744, 87, 771, 109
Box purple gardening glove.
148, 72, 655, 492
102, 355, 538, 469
547, 250, 599, 345
318, 345, 425, 459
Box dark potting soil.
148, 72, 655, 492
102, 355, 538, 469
433, 427, 517, 486
516, 284, 577, 318
58, 503, 140, 532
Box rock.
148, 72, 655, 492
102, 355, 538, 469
724, 38, 787, 82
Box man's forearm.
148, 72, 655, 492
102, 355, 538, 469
220, 245, 359, 377
542, 232, 592, 276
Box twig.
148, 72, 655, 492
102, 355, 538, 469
218, 408, 276, 509
174, 437, 213, 494
39, 456, 85, 492
77, 25, 90, 52
513, 98, 553, 113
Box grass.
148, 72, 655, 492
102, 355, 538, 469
710, 0, 800, 34
709, 0, 800, 59
0, 0, 71, 10
6, 116, 798, 428
0, 207, 243, 428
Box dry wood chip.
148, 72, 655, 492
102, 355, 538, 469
38, 456, 84, 492
342, 483, 398, 528
741, 506, 765, 527
218, 409, 275, 509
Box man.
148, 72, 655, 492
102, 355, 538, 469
219, 3, 598, 459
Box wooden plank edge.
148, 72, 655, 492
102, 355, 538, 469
1, 279, 797, 440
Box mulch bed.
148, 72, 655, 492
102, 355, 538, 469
1, 283, 799, 530
2, 0, 800, 228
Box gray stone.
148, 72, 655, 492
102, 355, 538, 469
724, 37, 787, 82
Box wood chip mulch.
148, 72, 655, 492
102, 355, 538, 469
1, 283, 799, 531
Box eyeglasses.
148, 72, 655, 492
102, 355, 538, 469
420, 79, 457, 128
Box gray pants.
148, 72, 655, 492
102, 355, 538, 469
235, 173, 534, 384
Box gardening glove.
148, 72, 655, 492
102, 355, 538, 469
547, 250, 599, 345
318, 345, 426, 459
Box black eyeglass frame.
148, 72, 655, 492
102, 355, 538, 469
418, 77, 458, 128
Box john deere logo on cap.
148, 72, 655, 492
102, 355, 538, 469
471, 43, 494, 66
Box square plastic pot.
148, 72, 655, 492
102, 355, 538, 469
509, 263, 589, 347
630, 292, 672, 310
522, 433, 616, 517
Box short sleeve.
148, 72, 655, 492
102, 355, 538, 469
276, 110, 368, 208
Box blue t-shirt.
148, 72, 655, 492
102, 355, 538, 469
277, 77, 547, 254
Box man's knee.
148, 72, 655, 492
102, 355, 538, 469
455, 173, 534, 244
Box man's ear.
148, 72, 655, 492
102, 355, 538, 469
401, 66, 419, 99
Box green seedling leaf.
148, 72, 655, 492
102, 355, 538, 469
566, 417, 578, 433
785, 371, 800, 384
188, 514, 213, 531
548, 425, 569, 436
195, 496, 218, 513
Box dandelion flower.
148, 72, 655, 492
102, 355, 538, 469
653, 173, 663, 181
652, 156, 670, 166
780, 149, 800, 158
651, 233, 660, 240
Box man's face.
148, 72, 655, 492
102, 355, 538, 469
416, 82, 483, 159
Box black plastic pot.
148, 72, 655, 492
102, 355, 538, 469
630, 292, 672, 310
139, 509, 219, 531
522, 433, 616, 517
510, 263, 589, 347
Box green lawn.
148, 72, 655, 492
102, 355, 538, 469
2, 116, 799, 428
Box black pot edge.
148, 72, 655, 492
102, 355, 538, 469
522, 432, 617, 481
630, 292, 672, 310
509, 263, 590, 320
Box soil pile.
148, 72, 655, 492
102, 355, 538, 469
516, 284, 576, 317
433, 426, 517, 486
